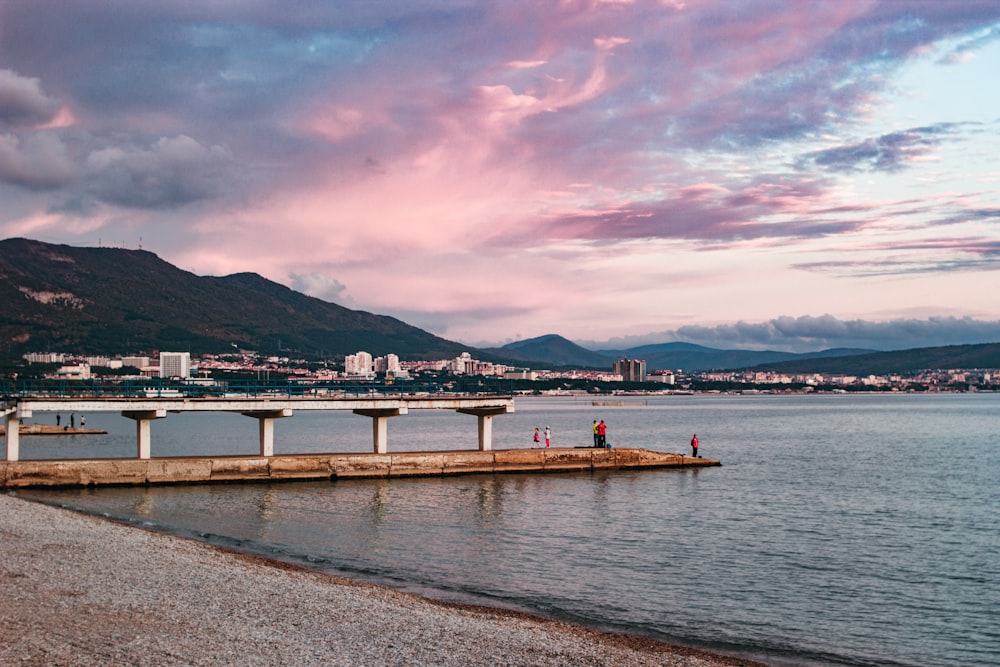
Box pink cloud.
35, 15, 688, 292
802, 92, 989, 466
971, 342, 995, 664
3, 1, 1000, 345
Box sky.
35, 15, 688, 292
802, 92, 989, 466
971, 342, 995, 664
2, 1, 1000, 353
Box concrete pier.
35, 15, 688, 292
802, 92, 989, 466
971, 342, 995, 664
0, 447, 718, 488
4, 395, 514, 461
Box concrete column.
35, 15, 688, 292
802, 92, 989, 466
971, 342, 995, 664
457, 406, 511, 451
122, 409, 167, 459
242, 409, 293, 456
4, 408, 29, 461
353, 408, 408, 454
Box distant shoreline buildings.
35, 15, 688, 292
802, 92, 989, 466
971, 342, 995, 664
15, 349, 998, 391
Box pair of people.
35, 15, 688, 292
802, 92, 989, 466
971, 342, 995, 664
592, 420, 608, 448
533, 426, 551, 447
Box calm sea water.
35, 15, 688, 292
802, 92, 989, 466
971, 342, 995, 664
16, 394, 1000, 667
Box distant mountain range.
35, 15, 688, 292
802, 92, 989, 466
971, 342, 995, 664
0, 238, 471, 359
484, 334, 1000, 374
482, 334, 612, 367
753, 342, 1000, 376
484, 334, 876, 371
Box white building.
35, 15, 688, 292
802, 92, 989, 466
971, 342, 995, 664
23, 352, 66, 363
373, 353, 402, 375
122, 356, 151, 369
344, 351, 374, 376
159, 352, 191, 379
54, 364, 91, 380
647, 371, 676, 384
449, 352, 474, 374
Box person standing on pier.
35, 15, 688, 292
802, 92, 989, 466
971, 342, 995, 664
691, 434, 699, 458
70, 413, 75, 429
56, 413, 61, 427
597, 420, 607, 448
593, 420, 599, 447
80, 415, 85, 428
544, 426, 551, 448
533, 427, 540, 446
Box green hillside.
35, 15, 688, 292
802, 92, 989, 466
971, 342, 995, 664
0, 238, 471, 360
751, 343, 1000, 375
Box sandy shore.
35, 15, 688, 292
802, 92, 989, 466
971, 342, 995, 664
0, 493, 766, 666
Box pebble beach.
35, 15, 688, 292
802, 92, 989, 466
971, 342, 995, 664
0, 493, 765, 667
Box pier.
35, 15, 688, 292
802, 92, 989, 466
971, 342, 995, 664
1, 379, 719, 488
0, 448, 718, 488
1, 378, 515, 462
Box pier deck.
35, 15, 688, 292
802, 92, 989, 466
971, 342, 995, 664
0, 447, 718, 488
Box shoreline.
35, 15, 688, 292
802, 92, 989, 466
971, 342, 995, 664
1, 493, 767, 666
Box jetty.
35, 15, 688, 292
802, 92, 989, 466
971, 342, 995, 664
2, 378, 719, 488
0, 448, 718, 488
0, 423, 107, 436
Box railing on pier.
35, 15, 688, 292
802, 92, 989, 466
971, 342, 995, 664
1, 377, 514, 402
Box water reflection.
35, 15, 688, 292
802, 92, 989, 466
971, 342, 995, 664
474, 476, 504, 524
131, 488, 154, 517
368, 481, 390, 524
255, 487, 277, 521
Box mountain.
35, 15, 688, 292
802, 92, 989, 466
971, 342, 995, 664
481, 336, 880, 371
0, 238, 471, 359
602, 342, 877, 371
752, 343, 1000, 375
481, 334, 611, 368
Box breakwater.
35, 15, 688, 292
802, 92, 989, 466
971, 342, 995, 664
0, 447, 718, 488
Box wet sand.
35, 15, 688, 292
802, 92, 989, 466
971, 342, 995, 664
0, 494, 766, 666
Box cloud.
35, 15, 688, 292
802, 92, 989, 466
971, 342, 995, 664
0, 69, 61, 126
587, 316, 1000, 353
0, 131, 76, 189
289, 272, 356, 308
2, 2, 1000, 347
802, 124, 965, 173
536, 175, 855, 244
937, 24, 1000, 64
83, 135, 235, 209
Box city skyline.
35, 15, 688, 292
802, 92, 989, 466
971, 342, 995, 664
2, 2, 1000, 352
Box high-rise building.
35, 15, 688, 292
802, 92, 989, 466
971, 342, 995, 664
344, 351, 374, 376
373, 353, 401, 375
159, 352, 191, 378
613, 357, 646, 382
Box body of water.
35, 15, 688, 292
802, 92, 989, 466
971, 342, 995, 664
16, 393, 1000, 666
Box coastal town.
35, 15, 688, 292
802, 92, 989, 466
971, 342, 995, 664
17, 349, 999, 393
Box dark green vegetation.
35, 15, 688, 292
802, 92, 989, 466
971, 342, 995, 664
753, 342, 1000, 376
0, 238, 471, 360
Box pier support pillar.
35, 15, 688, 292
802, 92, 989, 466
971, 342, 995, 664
353, 408, 408, 454
4, 407, 30, 462
122, 409, 167, 459
242, 409, 293, 456
457, 406, 511, 451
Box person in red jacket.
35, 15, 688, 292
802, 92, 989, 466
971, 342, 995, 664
597, 420, 607, 448
691, 434, 699, 457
